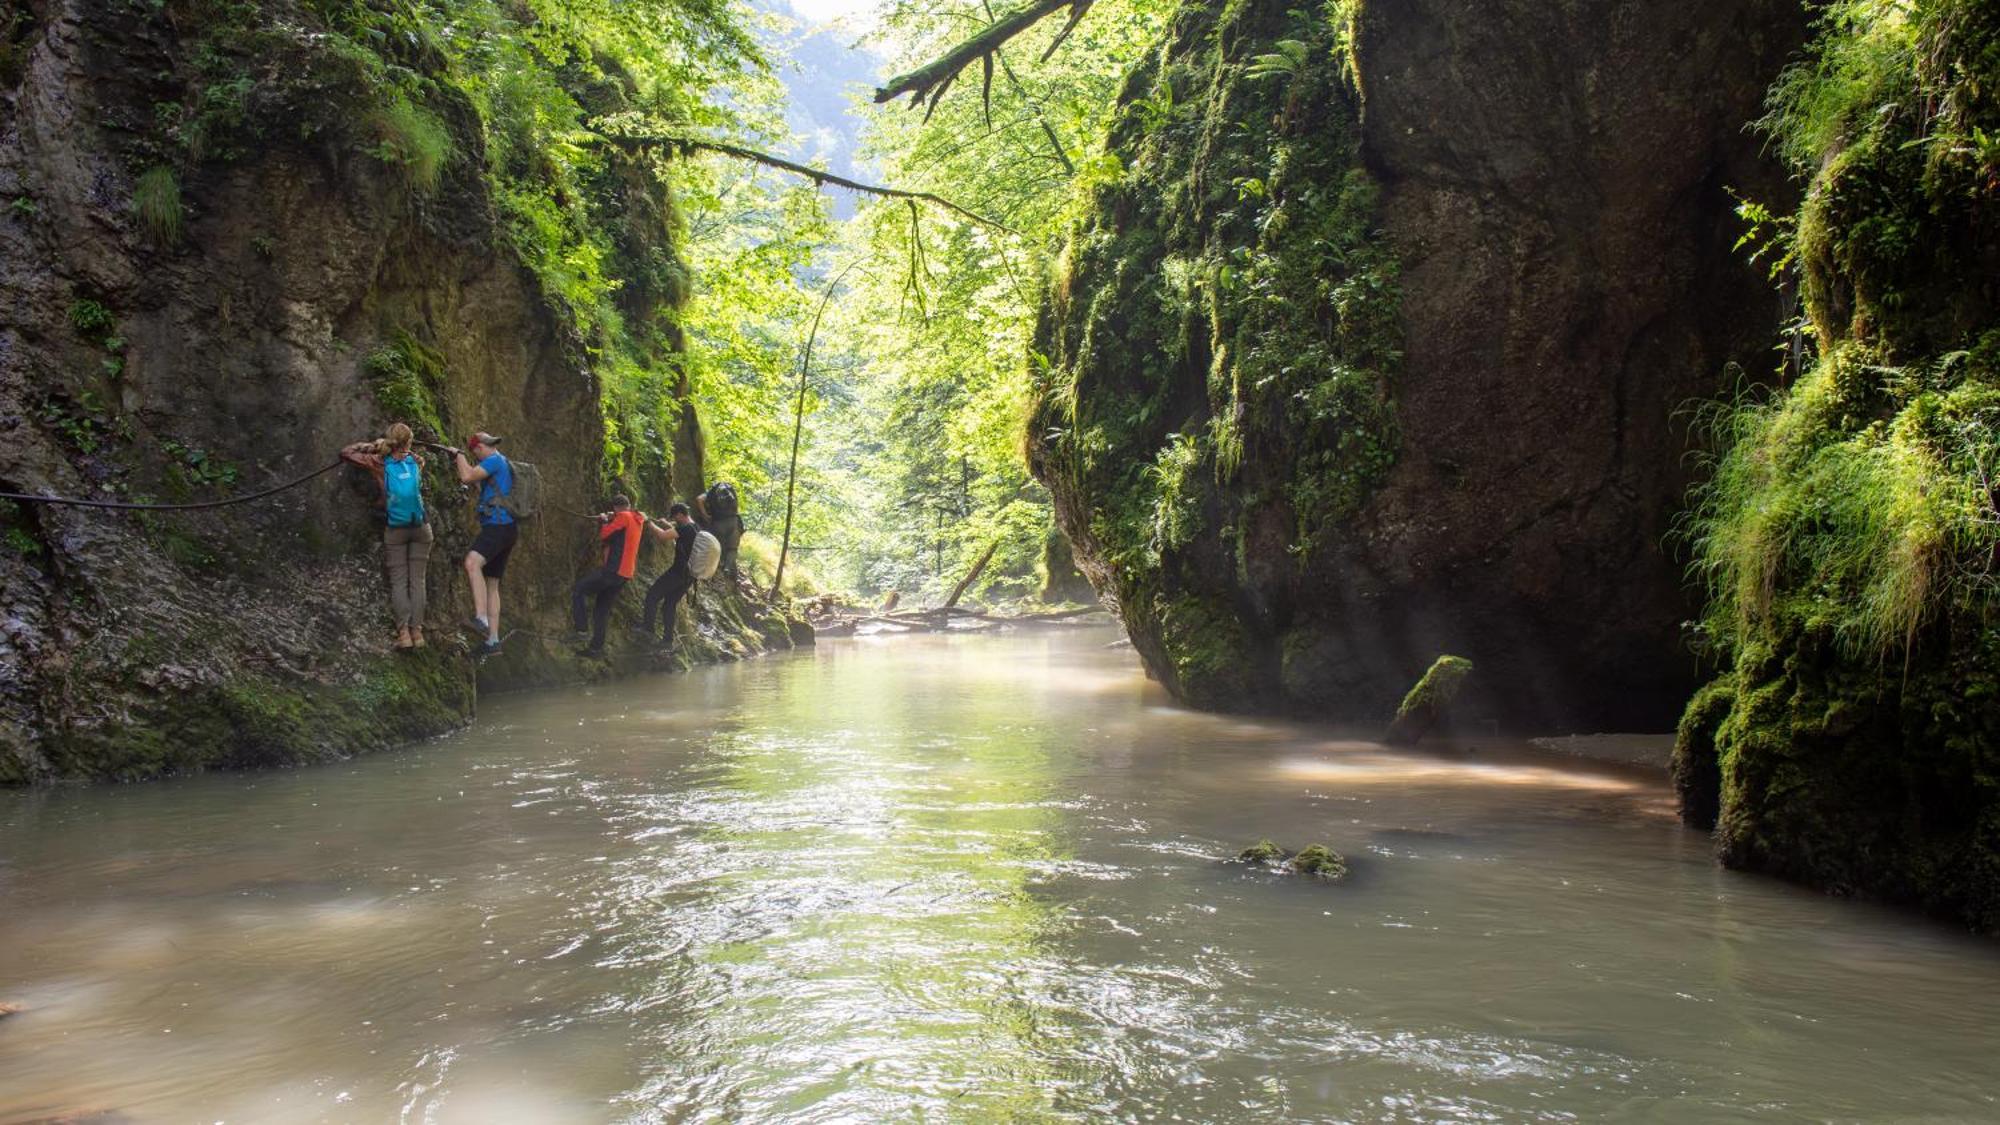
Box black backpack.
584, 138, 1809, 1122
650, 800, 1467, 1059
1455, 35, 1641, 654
706, 481, 738, 519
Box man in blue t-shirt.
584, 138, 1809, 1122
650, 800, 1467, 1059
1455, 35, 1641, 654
453, 431, 515, 657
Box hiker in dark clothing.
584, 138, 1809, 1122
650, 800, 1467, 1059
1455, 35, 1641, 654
641, 502, 699, 653
694, 481, 743, 579
570, 496, 677, 657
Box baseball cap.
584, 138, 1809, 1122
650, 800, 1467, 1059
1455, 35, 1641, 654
466, 431, 503, 450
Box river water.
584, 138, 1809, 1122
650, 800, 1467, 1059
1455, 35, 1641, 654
3, 628, 1998, 1122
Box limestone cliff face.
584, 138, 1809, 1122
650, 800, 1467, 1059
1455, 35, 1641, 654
0, 1, 793, 782
1030, 0, 1803, 729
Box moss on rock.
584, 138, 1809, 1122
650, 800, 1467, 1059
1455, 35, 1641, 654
47, 651, 474, 781
1288, 844, 1348, 880
1234, 839, 1349, 880
1238, 838, 1286, 865
1383, 654, 1471, 745
1679, 0, 2000, 927
1028, 0, 1400, 713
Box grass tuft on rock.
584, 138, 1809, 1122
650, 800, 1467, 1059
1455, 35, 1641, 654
131, 166, 183, 245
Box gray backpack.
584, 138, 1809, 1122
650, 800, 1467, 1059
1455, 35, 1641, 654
493, 461, 541, 520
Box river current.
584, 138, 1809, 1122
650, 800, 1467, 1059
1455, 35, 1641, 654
3, 628, 1998, 1122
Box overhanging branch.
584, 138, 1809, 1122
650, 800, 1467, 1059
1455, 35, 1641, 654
873, 0, 1094, 118
596, 132, 1015, 233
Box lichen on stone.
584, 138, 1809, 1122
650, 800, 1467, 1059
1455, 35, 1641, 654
1384, 654, 1472, 745
1238, 838, 1286, 865
1288, 844, 1348, 880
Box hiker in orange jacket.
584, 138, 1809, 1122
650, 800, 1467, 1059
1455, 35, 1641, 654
570, 496, 676, 657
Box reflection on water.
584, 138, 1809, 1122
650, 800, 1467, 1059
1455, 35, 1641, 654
4, 629, 2000, 1122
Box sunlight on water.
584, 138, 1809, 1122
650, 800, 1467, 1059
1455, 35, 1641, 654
4, 629, 2000, 1122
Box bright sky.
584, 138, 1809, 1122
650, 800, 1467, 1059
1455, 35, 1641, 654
787, 0, 878, 24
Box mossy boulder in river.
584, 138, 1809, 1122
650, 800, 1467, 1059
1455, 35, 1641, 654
1028, 0, 1804, 730
1384, 655, 1472, 746
1236, 840, 1349, 881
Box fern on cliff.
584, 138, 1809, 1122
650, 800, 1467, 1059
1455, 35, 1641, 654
1687, 0, 2000, 664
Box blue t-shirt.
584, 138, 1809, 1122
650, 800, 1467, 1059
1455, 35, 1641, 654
477, 453, 514, 525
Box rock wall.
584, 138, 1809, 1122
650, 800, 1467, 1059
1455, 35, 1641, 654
1671, 0, 2000, 930
1029, 0, 1803, 730
0, 1, 799, 783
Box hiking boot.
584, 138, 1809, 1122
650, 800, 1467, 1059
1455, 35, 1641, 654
475, 638, 502, 658
463, 616, 491, 638
411, 629, 427, 650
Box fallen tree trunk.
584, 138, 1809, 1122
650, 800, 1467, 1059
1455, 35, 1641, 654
943, 540, 1001, 609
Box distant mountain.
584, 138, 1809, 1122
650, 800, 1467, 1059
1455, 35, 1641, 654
757, 0, 884, 214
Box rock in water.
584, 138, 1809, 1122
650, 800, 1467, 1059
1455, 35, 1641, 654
1234, 840, 1349, 881
1288, 845, 1348, 880
1384, 655, 1473, 745
1237, 839, 1287, 866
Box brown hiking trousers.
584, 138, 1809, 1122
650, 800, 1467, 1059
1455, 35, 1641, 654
384, 522, 433, 628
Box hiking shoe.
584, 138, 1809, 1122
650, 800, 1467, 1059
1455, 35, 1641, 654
581, 646, 606, 659
463, 616, 491, 638
652, 639, 676, 655
475, 638, 502, 658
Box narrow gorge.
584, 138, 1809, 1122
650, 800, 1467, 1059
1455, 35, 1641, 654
1028, 0, 1998, 927
0, 0, 804, 783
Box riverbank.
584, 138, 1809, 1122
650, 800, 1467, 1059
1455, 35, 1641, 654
0, 566, 810, 786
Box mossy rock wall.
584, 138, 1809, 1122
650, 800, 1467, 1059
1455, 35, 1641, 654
0, 0, 796, 782
1676, 1, 2000, 928
1030, 0, 1803, 728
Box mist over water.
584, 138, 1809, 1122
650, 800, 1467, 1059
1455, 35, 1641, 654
4, 629, 1998, 1122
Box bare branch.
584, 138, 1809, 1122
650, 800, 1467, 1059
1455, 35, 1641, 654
595, 131, 1016, 233
1038, 0, 1093, 62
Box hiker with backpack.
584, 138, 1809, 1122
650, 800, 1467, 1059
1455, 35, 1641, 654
341, 422, 432, 651
640, 502, 720, 654
694, 481, 743, 579
452, 431, 515, 658
569, 495, 678, 658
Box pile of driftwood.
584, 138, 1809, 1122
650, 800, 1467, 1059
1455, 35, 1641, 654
811, 604, 1108, 638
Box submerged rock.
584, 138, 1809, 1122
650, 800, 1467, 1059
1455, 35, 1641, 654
1234, 840, 1349, 881
1288, 845, 1348, 880
1237, 839, 1287, 866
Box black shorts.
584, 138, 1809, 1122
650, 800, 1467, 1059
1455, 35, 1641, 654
468, 521, 520, 578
